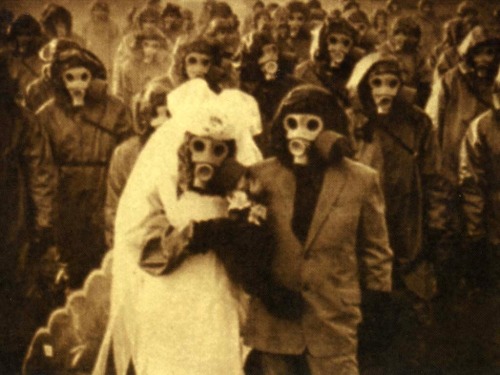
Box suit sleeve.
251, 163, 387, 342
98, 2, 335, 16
357, 170, 393, 292
459, 117, 488, 240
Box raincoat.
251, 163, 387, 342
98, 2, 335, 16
347, 53, 447, 270
36, 93, 132, 288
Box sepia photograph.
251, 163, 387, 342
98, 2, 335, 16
0, 0, 499, 374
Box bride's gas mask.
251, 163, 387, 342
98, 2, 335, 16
367, 62, 402, 115
180, 116, 241, 195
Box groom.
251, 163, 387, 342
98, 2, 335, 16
243, 85, 393, 375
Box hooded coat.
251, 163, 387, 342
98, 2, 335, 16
36, 50, 132, 288
0, 57, 55, 366
82, 2, 121, 76
460, 107, 500, 245
112, 27, 169, 107
7, 15, 46, 103
294, 17, 363, 106
377, 17, 433, 107
347, 53, 447, 270
426, 26, 500, 189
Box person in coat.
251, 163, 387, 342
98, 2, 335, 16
243, 84, 393, 375
346, 52, 447, 292
239, 30, 302, 155
168, 36, 222, 89
459, 70, 500, 293
26, 38, 107, 113
431, 18, 474, 80
294, 16, 363, 107
82, 0, 121, 77
413, 0, 441, 60
6, 14, 46, 104
105, 80, 172, 248
0, 53, 56, 374
378, 16, 432, 107
345, 53, 449, 371
285, 1, 313, 65
40, 3, 84, 45
426, 25, 500, 243
36, 44, 132, 288
112, 26, 169, 108
114, 6, 163, 71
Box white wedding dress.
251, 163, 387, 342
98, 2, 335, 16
93, 80, 262, 375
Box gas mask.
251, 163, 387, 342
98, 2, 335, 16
352, 22, 368, 37
185, 52, 212, 80
327, 33, 353, 68
55, 22, 68, 38
142, 39, 160, 64
163, 15, 177, 32
189, 135, 230, 189
62, 66, 92, 107
392, 32, 418, 52
16, 35, 32, 55
472, 45, 498, 78
92, 9, 108, 22
283, 114, 324, 165
288, 12, 305, 38
256, 15, 271, 32
368, 71, 401, 114
258, 43, 279, 81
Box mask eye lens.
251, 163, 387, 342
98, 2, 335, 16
388, 79, 399, 88
328, 36, 338, 45
286, 117, 298, 130
187, 56, 197, 65
342, 38, 352, 48
200, 58, 211, 66
192, 139, 205, 152
65, 73, 74, 82
213, 144, 227, 157
307, 119, 320, 131
371, 78, 382, 88
81, 72, 89, 81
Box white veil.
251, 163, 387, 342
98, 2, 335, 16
94, 79, 263, 375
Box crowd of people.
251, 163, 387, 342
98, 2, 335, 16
0, 0, 499, 374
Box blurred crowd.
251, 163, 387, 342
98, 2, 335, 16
0, 0, 499, 374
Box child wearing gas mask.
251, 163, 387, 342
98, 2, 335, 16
243, 84, 393, 375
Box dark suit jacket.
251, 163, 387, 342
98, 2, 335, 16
243, 157, 393, 357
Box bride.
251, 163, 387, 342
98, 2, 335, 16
93, 79, 262, 375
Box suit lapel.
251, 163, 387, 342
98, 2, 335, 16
304, 164, 348, 250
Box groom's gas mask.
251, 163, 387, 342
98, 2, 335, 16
276, 86, 352, 166
366, 60, 402, 115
